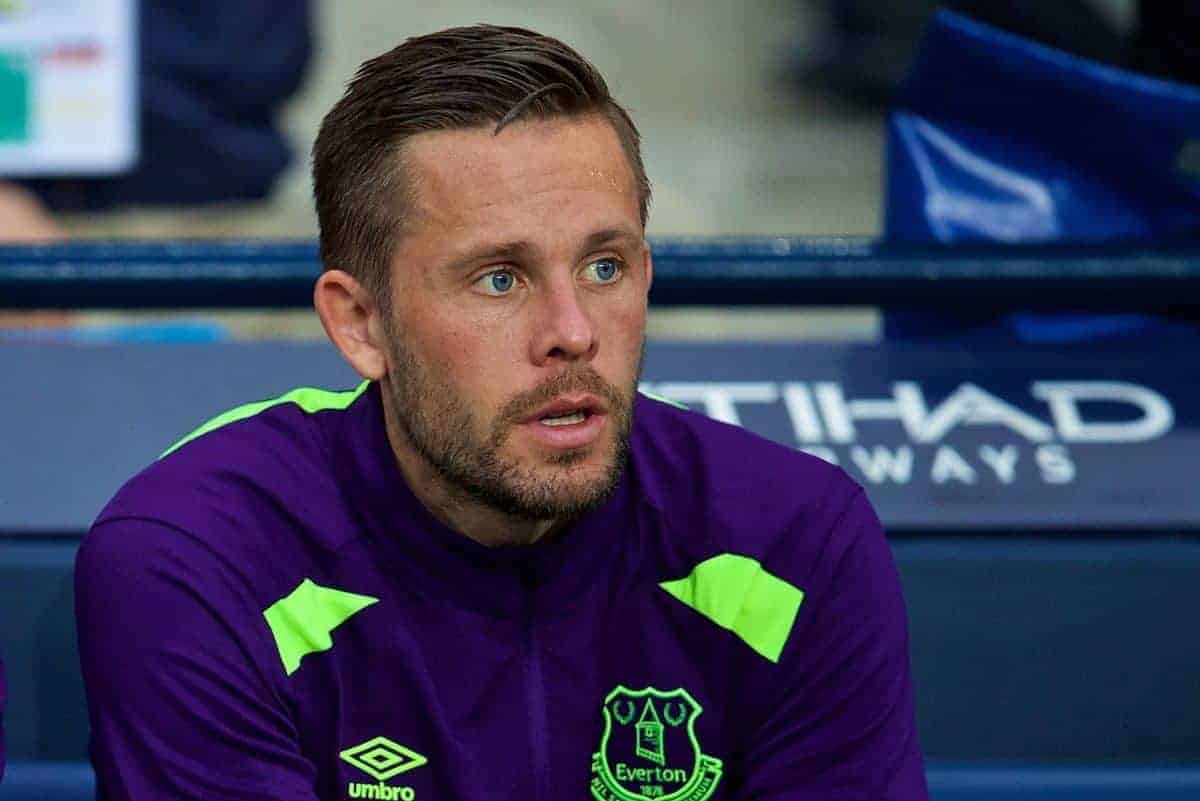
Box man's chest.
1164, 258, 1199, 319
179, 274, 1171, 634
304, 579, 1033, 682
283, 579, 751, 801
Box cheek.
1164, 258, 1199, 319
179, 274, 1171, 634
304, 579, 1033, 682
603, 303, 647, 360
408, 303, 488, 363
421, 319, 522, 402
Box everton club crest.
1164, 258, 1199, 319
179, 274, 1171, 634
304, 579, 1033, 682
590, 686, 723, 801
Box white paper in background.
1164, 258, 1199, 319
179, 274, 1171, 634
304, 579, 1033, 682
0, 0, 137, 176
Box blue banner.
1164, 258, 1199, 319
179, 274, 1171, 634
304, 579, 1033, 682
643, 343, 1198, 530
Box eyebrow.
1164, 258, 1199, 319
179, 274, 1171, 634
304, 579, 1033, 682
581, 228, 643, 252
444, 227, 643, 272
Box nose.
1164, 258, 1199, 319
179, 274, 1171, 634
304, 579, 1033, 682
529, 278, 597, 366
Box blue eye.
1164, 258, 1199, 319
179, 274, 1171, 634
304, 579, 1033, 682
478, 270, 516, 295
586, 258, 621, 283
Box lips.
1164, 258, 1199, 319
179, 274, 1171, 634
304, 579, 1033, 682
525, 394, 607, 423
516, 393, 611, 451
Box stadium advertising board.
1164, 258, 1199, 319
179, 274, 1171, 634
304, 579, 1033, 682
642, 343, 1197, 530
2, 341, 1196, 533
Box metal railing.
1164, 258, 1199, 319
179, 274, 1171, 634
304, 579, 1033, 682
2, 238, 1198, 310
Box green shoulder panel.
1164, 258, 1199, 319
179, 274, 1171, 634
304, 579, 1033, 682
659, 553, 804, 664
160, 381, 371, 458
639, 390, 689, 411
263, 578, 379, 676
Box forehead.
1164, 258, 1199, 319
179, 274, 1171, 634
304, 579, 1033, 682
400, 115, 639, 236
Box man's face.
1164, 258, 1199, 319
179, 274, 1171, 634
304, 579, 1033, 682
380, 114, 650, 521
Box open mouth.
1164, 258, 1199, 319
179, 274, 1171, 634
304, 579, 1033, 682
525, 393, 606, 425
539, 410, 591, 426
521, 395, 608, 450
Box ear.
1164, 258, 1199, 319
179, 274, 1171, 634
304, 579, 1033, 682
643, 245, 654, 293
314, 269, 388, 381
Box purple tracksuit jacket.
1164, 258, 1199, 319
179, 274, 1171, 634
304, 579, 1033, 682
76, 381, 927, 801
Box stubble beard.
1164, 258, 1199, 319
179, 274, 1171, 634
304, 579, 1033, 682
383, 332, 641, 522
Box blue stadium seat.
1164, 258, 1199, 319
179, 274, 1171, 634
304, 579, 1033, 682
925, 764, 1200, 801
5, 761, 1200, 800
0, 762, 95, 801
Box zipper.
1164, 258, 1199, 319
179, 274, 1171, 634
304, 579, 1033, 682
523, 570, 550, 801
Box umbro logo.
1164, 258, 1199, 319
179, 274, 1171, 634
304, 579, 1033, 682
340, 736, 427, 800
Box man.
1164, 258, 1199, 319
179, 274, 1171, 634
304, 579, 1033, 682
76, 25, 927, 800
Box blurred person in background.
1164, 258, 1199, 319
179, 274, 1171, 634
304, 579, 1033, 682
792, 0, 1199, 342
879, 4, 1199, 342
0, 0, 312, 242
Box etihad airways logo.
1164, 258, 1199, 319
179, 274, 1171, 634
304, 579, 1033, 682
340, 737, 426, 800
641, 381, 1174, 486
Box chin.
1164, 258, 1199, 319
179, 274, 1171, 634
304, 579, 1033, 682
535, 431, 620, 469
506, 443, 626, 519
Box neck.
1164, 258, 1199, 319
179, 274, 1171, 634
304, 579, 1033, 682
419, 481, 565, 548
380, 396, 565, 548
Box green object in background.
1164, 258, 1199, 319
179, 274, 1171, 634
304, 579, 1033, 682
0, 50, 31, 143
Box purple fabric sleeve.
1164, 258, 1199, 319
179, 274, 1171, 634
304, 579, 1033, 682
75, 517, 317, 801
734, 492, 929, 800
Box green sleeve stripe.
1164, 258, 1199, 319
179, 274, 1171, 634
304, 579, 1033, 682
160, 380, 371, 458
263, 578, 379, 676
659, 553, 804, 664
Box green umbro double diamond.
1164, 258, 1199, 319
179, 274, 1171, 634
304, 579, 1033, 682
339, 736, 428, 781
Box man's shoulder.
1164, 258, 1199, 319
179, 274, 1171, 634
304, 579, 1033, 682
631, 392, 869, 568
93, 382, 371, 563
